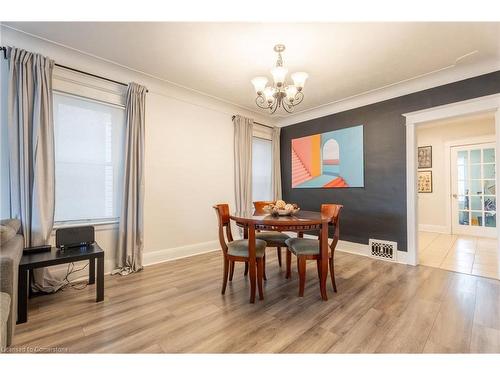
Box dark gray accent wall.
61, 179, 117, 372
281, 71, 500, 251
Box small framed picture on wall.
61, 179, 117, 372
418, 146, 432, 169
418, 171, 433, 193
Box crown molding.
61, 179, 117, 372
276, 58, 500, 127
1, 24, 276, 126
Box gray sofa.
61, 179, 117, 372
0, 219, 23, 348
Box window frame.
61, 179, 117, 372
252, 124, 274, 203
52, 67, 127, 228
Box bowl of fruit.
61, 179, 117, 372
264, 200, 300, 216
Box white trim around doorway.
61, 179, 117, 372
404, 93, 500, 266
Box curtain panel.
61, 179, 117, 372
233, 115, 254, 214
272, 126, 282, 201
113, 82, 147, 275
7, 46, 63, 293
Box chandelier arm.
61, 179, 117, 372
255, 96, 271, 110
292, 91, 304, 106
282, 102, 294, 113
269, 98, 278, 114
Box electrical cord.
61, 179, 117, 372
62, 261, 90, 290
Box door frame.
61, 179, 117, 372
445, 136, 496, 236
404, 93, 500, 266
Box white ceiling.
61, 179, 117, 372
4, 22, 500, 118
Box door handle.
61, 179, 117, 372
452, 194, 458, 199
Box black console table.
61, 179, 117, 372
17, 243, 104, 324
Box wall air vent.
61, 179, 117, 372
369, 239, 397, 261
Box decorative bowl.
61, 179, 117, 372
264, 206, 300, 216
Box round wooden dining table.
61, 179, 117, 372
230, 209, 332, 303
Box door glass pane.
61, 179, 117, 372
485, 212, 497, 228
471, 196, 482, 210
484, 196, 496, 212
483, 164, 495, 179
471, 149, 481, 164
484, 180, 496, 195
471, 211, 483, 226
457, 150, 468, 165
483, 148, 495, 163
471, 164, 481, 179
470, 180, 482, 195
459, 211, 469, 225
457, 165, 468, 181
458, 196, 469, 210
458, 179, 469, 195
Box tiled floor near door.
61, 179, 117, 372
419, 231, 499, 279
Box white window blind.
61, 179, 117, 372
53, 92, 125, 224
252, 137, 273, 202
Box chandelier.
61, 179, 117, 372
251, 44, 308, 114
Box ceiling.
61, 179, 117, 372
4, 22, 500, 117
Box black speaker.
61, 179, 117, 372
56, 226, 95, 249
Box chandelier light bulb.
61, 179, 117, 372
263, 87, 276, 103
271, 66, 288, 87
291, 72, 308, 91
285, 85, 298, 101
251, 76, 268, 95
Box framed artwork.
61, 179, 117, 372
291, 125, 364, 188
418, 146, 432, 169
418, 171, 433, 193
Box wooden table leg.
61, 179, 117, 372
96, 256, 104, 302
320, 222, 329, 301
89, 257, 96, 285
248, 224, 256, 303
17, 266, 28, 324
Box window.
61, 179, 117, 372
252, 137, 273, 202
53, 92, 125, 224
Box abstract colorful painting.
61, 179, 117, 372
291, 125, 364, 188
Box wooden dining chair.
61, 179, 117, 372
284, 204, 343, 297
213, 204, 266, 299
253, 201, 290, 268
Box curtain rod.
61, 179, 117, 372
0, 46, 148, 93
231, 115, 273, 129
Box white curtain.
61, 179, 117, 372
113, 82, 147, 275
271, 126, 282, 201
7, 46, 63, 292
233, 115, 253, 213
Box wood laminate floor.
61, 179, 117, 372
11, 249, 500, 353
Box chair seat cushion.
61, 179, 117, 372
255, 231, 290, 244
227, 239, 267, 258
285, 238, 320, 255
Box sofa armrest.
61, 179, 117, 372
0, 257, 13, 296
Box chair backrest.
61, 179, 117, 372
213, 204, 234, 255
321, 204, 343, 252
253, 201, 274, 212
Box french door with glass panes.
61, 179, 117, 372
451, 143, 496, 237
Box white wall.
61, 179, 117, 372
417, 114, 495, 233
0, 26, 274, 277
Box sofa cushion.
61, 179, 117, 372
0, 219, 21, 234
0, 225, 16, 245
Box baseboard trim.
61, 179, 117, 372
45, 234, 411, 284
419, 224, 450, 234
300, 233, 409, 265
45, 240, 220, 284
142, 240, 219, 266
